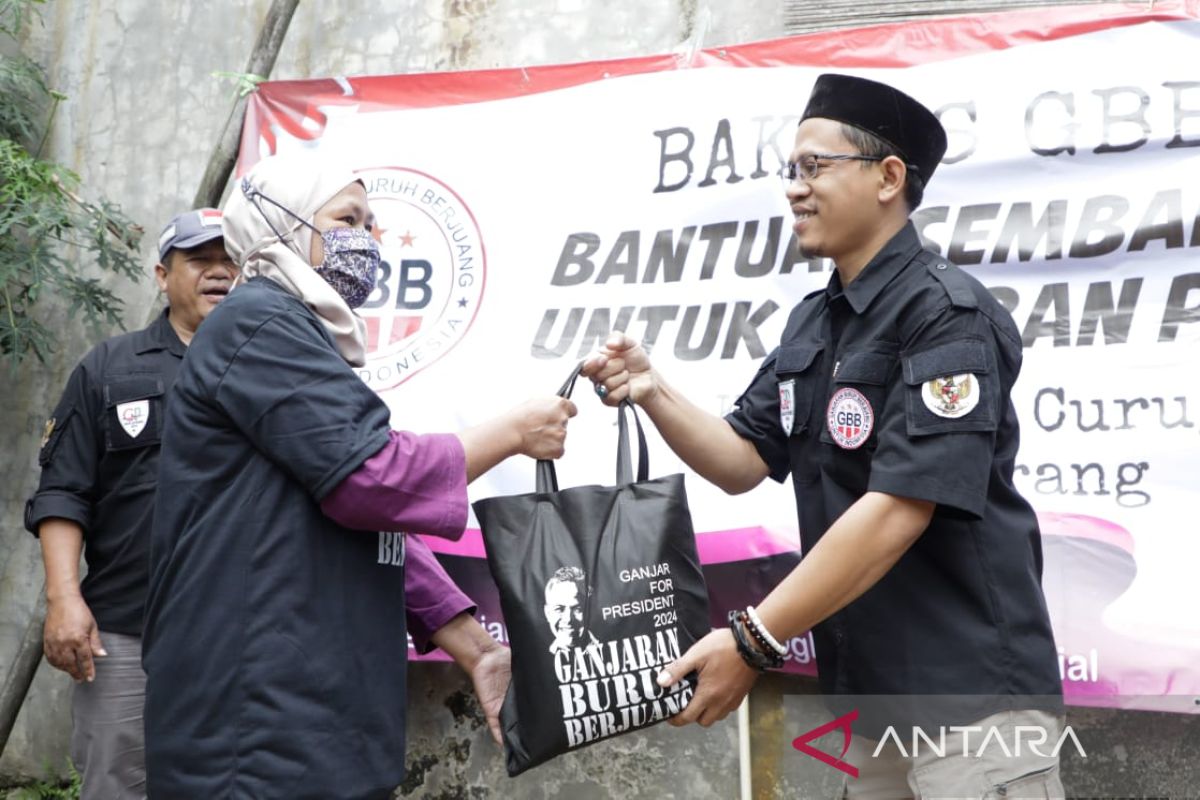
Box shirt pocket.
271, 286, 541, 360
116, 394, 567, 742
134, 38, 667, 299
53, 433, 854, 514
104, 376, 165, 451
819, 349, 895, 451
901, 339, 998, 436
774, 344, 822, 438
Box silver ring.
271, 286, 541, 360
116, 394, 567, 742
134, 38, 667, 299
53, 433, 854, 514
595, 384, 608, 399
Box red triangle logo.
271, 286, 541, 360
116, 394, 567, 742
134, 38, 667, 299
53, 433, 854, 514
791, 709, 859, 778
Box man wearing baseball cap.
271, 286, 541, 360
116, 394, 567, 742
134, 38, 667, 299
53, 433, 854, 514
25, 209, 235, 800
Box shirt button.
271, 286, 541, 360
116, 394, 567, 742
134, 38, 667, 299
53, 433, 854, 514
936, 263, 947, 270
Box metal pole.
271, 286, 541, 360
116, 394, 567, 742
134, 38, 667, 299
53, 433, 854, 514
739, 694, 752, 800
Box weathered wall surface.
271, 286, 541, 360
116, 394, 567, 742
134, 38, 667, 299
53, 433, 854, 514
2, 1, 1195, 796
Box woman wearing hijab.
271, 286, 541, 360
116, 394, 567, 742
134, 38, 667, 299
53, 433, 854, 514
142, 153, 576, 798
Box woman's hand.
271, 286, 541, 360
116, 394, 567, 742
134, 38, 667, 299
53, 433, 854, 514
460, 395, 576, 480
468, 645, 512, 746
509, 396, 577, 460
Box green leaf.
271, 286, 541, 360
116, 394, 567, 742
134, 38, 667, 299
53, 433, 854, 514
1, 35, 144, 372
211, 69, 266, 98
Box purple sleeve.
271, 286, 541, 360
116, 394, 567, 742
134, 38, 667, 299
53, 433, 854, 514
405, 534, 477, 654
319, 430, 468, 538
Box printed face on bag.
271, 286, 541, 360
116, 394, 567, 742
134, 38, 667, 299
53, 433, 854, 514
544, 568, 595, 653
473, 410, 711, 774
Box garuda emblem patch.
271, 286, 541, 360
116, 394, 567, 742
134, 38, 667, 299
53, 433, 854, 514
923, 374, 979, 418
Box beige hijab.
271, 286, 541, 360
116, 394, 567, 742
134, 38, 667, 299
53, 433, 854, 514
221, 152, 368, 366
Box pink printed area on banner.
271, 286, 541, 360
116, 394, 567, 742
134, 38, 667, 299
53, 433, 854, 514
416, 526, 800, 563
1037, 510, 1135, 555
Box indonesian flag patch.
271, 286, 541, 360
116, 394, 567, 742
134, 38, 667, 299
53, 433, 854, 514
779, 379, 795, 435
826, 388, 873, 449
923, 373, 979, 418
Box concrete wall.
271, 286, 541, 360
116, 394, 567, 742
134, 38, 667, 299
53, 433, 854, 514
2, 1, 1196, 796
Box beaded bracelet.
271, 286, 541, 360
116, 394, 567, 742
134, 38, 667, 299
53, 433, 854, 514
745, 605, 788, 658
742, 619, 779, 662
730, 611, 784, 671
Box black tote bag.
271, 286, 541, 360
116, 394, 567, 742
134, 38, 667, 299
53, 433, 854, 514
474, 364, 711, 776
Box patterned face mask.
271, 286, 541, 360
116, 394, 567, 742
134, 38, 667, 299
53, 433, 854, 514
312, 227, 380, 309
240, 178, 381, 308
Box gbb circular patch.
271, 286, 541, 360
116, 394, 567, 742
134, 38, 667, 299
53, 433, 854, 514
826, 388, 874, 449
923, 373, 979, 418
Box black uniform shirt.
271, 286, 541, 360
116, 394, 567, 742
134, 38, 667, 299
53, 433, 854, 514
25, 309, 185, 636
726, 223, 1062, 735
143, 277, 404, 800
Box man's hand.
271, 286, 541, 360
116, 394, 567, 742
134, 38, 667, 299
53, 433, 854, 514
467, 644, 512, 746
581, 333, 658, 407
43, 594, 105, 682
657, 628, 758, 728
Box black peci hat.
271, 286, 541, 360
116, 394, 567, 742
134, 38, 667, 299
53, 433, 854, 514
801, 73, 948, 183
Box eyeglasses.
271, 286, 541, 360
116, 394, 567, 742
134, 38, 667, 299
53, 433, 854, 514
781, 153, 886, 185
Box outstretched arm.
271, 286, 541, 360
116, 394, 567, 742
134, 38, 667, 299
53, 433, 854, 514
582, 333, 769, 494
659, 492, 933, 727
320, 396, 577, 536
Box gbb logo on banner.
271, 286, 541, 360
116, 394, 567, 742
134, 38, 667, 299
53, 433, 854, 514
355, 167, 485, 390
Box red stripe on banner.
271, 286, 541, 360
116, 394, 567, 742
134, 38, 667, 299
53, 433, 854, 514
417, 525, 800, 563
240, 1, 1200, 163
715, 1, 1200, 69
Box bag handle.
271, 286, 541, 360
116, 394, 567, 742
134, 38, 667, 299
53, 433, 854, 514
535, 362, 650, 493
616, 401, 650, 485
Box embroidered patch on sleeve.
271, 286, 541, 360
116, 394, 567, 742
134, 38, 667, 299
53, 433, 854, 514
923, 374, 979, 418
779, 379, 795, 435
39, 417, 56, 449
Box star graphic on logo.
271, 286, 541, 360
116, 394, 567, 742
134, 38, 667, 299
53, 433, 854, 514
457, 297, 469, 308
370, 223, 388, 245
399, 230, 416, 247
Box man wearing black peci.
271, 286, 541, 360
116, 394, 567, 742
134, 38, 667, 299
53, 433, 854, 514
585, 73, 1065, 797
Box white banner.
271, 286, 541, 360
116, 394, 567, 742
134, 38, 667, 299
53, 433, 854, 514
241, 3, 1200, 710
